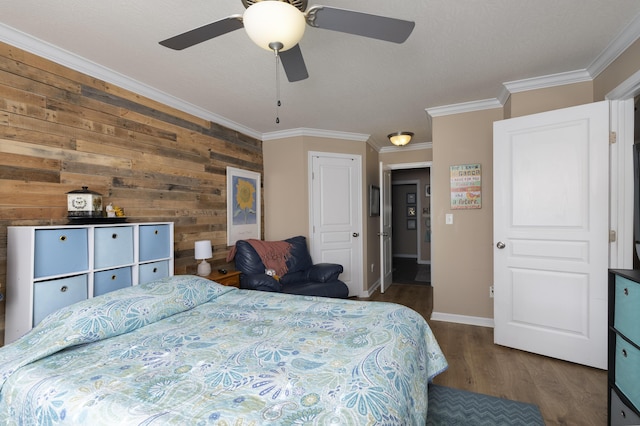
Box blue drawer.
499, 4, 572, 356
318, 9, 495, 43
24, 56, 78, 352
139, 260, 169, 284
33, 275, 87, 325
139, 224, 171, 262
34, 228, 88, 278
94, 226, 134, 269
615, 333, 640, 411
614, 275, 640, 343
94, 267, 132, 297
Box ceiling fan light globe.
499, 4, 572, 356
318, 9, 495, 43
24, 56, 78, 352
243, 1, 306, 52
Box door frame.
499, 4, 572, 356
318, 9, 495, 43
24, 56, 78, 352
379, 162, 392, 293
608, 69, 640, 268
379, 161, 432, 292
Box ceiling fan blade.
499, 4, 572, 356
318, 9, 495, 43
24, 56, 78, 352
279, 44, 309, 82
159, 16, 243, 50
306, 6, 414, 43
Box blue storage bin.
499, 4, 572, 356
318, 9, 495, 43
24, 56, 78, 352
139, 260, 169, 283
614, 276, 640, 343
33, 274, 87, 325
139, 224, 171, 261
615, 333, 640, 411
34, 228, 88, 278
94, 226, 134, 269
94, 267, 132, 296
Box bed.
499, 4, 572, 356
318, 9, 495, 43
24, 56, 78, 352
0, 275, 447, 425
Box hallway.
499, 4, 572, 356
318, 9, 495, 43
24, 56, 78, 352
392, 257, 430, 285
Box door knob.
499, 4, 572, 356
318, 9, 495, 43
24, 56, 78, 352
496, 241, 506, 249
353, 232, 360, 237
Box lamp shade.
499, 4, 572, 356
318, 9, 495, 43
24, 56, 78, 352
243, 1, 306, 52
388, 131, 414, 146
194, 240, 213, 260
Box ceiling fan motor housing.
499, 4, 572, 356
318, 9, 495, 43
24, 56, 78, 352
241, 0, 308, 13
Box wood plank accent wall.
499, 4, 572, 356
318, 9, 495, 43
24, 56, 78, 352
0, 42, 263, 345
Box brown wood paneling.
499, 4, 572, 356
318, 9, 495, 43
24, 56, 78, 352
0, 43, 263, 346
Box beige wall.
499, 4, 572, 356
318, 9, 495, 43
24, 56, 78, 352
427, 39, 640, 321
430, 108, 502, 319
263, 137, 307, 240
262, 36, 640, 320
380, 146, 433, 164
594, 38, 640, 100
262, 135, 377, 292
509, 81, 594, 117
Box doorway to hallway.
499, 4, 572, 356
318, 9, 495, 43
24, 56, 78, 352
391, 168, 431, 286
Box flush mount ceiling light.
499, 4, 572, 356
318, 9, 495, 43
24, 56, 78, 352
243, 1, 306, 53
388, 131, 414, 146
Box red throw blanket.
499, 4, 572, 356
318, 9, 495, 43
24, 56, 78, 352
227, 239, 292, 277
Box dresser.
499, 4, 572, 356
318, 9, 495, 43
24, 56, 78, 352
5, 222, 174, 344
608, 269, 640, 425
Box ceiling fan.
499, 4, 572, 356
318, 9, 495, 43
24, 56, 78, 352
159, 0, 415, 82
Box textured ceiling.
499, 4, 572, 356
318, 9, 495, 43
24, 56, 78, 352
1, 0, 639, 148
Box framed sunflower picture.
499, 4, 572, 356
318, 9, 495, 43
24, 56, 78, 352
226, 167, 261, 245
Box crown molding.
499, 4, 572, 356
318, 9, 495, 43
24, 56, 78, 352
589, 12, 640, 78
503, 69, 592, 94
424, 14, 640, 119
0, 23, 263, 140
425, 69, 593, 118
262, 127, 370, 142
426, 98, 502, 119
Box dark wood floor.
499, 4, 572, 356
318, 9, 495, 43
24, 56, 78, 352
362, 284, 608, 426
392, 257, 430, 285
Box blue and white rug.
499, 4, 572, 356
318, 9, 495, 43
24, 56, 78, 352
427, 384, 545, 426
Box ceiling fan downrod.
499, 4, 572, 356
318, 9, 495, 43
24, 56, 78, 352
269, 42, 284, 124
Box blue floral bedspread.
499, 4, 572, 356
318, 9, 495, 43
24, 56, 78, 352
0, 275, 447, 425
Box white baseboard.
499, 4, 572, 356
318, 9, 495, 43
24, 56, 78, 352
361, 279, 380, 298
430, 312, 494, 328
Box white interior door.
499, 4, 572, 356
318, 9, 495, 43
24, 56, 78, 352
380, 162, 392, 293
493, 101, 609, 369
310, 153, 363, 297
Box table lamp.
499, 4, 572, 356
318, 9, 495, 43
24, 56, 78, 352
194, 240, 213, 276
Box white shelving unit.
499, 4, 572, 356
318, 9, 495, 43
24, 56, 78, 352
5, 222, 174, 344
